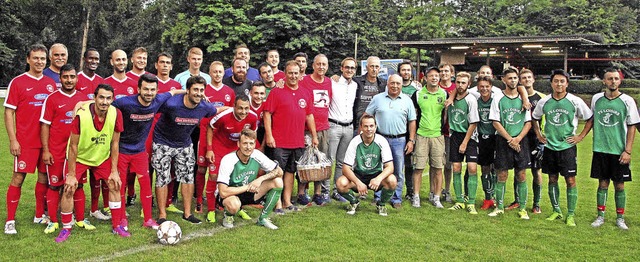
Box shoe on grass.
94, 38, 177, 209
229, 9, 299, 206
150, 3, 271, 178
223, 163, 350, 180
505, 201, 520, 211
55, 228, 71, 242
591, 216, 605, 228
142, 219, 160, 230
257, 218, 278, 230
488, 208, 504, 217
284, 205, 300, 212
206, 211, 217, 223
411, 195, 421, 208
616, 218, 629, 230
518, 209, 530, 220
332, 192, 348, 203
75, 219, 96, 230
222, 214, 234, 228
448, 202, 465, 211
312, 194, 326, 206
532, 205, 542, 214
480, 199, 495, 210
346, 201, 360, 215
112, 225, 131, 237
166, 204, 184, 214
546, 212, 564, 221
237, 209, 252, 220
4, 220, 17, 235
296, 194, 311, 206
194, 203, 203, 214
90, 209, 111, 220
274, 209, 285, 215
467, 205, 478, 215
45, 222, 59, 234
566, 215, 576, 226
376, 205, 388, 216
33, 215, 50, 224
182, 214, 202, 224
433, 200, 444, 209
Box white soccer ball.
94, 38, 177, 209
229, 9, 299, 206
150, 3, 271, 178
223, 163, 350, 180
157, 221, 182, 245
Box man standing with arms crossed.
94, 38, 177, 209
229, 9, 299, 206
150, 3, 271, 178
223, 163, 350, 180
532, 69, 592, 226
4, 44, 56, 234
588, 68, 639, 230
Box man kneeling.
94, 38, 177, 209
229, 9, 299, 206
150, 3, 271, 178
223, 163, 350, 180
337, 115, 396, 216
217, 129, 283, 229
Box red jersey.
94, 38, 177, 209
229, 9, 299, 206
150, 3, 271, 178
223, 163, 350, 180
210, 109, 258, 156
3, 73, 56, 149
273, 70, 286, 83
250, 102, 265, 127
157, 78, 181, 93
40, 90, 91, 156
299, 75, 332, 131
76, 72, 104, 94
198, 83, 236, 149
125, 71, 146, 84
104, 75, 138, 100
71, 105, 124, 135
264, 85, 313, 149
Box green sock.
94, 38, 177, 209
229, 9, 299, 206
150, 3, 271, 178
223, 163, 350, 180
453, 172, 463, 203
596, 188, 607, 217
495, 181, 506, 209
467, 174, 478, 204
517, 181, 527, 210
548, 183, 561, 213
566, 186, 577, 216
340, 190, 358, 205
380, 188, 394, 205
533, 182, 542, 206
490, 171, 497, 199
260, 187, 283, 220
513, 178, 520, 203
615, 190, 626, 219
481, 172, 491, 200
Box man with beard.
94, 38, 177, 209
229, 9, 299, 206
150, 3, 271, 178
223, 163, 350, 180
104, 50, 138, 100
224, 44, 260, 81
223, 58, 253, 97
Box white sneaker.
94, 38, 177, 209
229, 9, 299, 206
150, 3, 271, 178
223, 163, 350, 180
591, 216, 605, 228
428, 192, 434, 202
90, 210, 111, 221
222, 214, 234, 228
411, 195, 421, 208
4, 221, 17, 234
488, 208, 504, 217
433, 200, 444, 209
616, 218, 629, 230
346, 202, 359, 215
257, 218, 278, 230
33, 215, 50, 224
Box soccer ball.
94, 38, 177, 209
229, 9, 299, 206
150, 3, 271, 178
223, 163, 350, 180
157, 221, 182, 245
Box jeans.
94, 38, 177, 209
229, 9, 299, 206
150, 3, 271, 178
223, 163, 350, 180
327, 122, 354, 194
375, 136, 405, 204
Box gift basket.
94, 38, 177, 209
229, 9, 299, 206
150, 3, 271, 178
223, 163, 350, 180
296, 146, 332, 183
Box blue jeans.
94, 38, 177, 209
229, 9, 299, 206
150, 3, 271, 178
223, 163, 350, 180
375, 136, 405, 204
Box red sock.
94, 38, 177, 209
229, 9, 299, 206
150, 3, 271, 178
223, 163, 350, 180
195, 169, 206, 204
109, 203, 122, 229
61, 212, 73, 229
127, 172, 136, 197
6, 185, 21, 221
46, 188, 60, 223
35, 182, 47, 218
90, 175, 100, 212
206, 180, 217, 212
73, 188, 86, 221
101, 182, 109, 209
166, 180, 174, 206
138, 174, 153, 220
120, 172, 127, 208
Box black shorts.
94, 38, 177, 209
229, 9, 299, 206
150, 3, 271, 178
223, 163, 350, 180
354, 172, 383, 192
448, 131, 478, 163
218, 191, 265, 206
590, 152, 632, 182
541, 147, 577, 177
477, 134, 496, 166
494, 136, 530, 171
527, 132, 542, 169
272, 147, 305, 173
257, 126, 266, 145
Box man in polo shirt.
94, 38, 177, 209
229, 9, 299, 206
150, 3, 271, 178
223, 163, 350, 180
365, 74, 416, 208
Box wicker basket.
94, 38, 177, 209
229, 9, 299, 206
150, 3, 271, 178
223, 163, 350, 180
297, 163, 330, 183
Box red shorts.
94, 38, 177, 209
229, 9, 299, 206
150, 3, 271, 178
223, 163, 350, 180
196, 139, 215, 172
66, 159, 112, 184
14, 148, 45, 174
118, 152, 149, 177
45, 157, 67, 187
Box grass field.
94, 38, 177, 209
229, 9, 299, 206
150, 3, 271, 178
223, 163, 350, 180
1, 98, 639, 261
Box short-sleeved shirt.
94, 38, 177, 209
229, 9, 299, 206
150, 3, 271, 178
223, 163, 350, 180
250, 103, 265, 127
104, 75, 138, 100
590, 92, 640, 154
329, 76, 358, 123
217, 150, 278, 187
402, 82, 421, 96
76, 72, 104, 96
157, 78, 181, 93
125, 71, 146, 83
300, 75, 332, 131
532, 93, 592, 151
112, 92, 172, 154
343, 134, 393, 177
273, 70, 286, 83
264, 86, 313, 149
477, 95, 497, 135
153, 94, 217, 148
3, 73, 56, 149
447, 93, 480, 133
210, 109, 258, 157
175, 70, 211, 90
222, 77, 252, 97
71, 105, 124, 135
366, 92, 416, 136
527, 91, 545, 136
40, 90, 91, 156
224, 67, 260, 82
43, 68, 61, 88
489, 92, 531, 137
413, 87, 447, 138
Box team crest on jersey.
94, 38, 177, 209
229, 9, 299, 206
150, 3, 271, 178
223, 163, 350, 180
225, 94, 231, 102
51, 175, 59, 184
209, 164, 216, 172
18, 161, 26, 170
198, 156, 205, 164
46, 84, 54, 93
298, 99, 307, 108
65, 111, 74, 117
127, 86, 134, 94
597, 110, 620, 127
364, 157, 372, 168
170, 87, 177, 91
243, 124, 251, 129
437, 97, 443, 103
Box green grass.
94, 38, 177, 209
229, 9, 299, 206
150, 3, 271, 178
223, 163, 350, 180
1, 99, 640, 261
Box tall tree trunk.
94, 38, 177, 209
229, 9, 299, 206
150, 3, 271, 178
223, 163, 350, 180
79, 6, 90, 69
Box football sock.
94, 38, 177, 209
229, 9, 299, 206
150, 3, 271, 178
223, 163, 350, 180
453, 171, 463, 203
615, 189, 625, 219
73, 188, 86, 221
481, 172, 492, 200
549, 182, 561, 213
205, 180, 218, 211
597, 187, 607, 217
126, 172, 136, 197
260, 188, 282, 220
567, 186, 577, 215
61, 212, 73, 229
6, 185, 21, 221
490, 171, 497, 199
138, 174, 153, 220
35, 181, 47, 218
46, 188, 61, 223
495, 181, 505, 209
517, 181, 527, 211
512, 178, 519, 203
340, 190, 358, 205
119, 173, 128, 208
463, 169, 469, 197
89, 175, 100, 212
109, 201, 122, 229
195, 169, 206, 205
467, 174, 478, 205
101, 182, 109, 209
532, 181, 541, 206
380, 188, 394, 205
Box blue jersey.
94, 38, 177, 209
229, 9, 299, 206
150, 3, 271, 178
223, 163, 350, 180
112, 92, 172, 154
153, 94, 217, 148
224, 67, 261, 82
